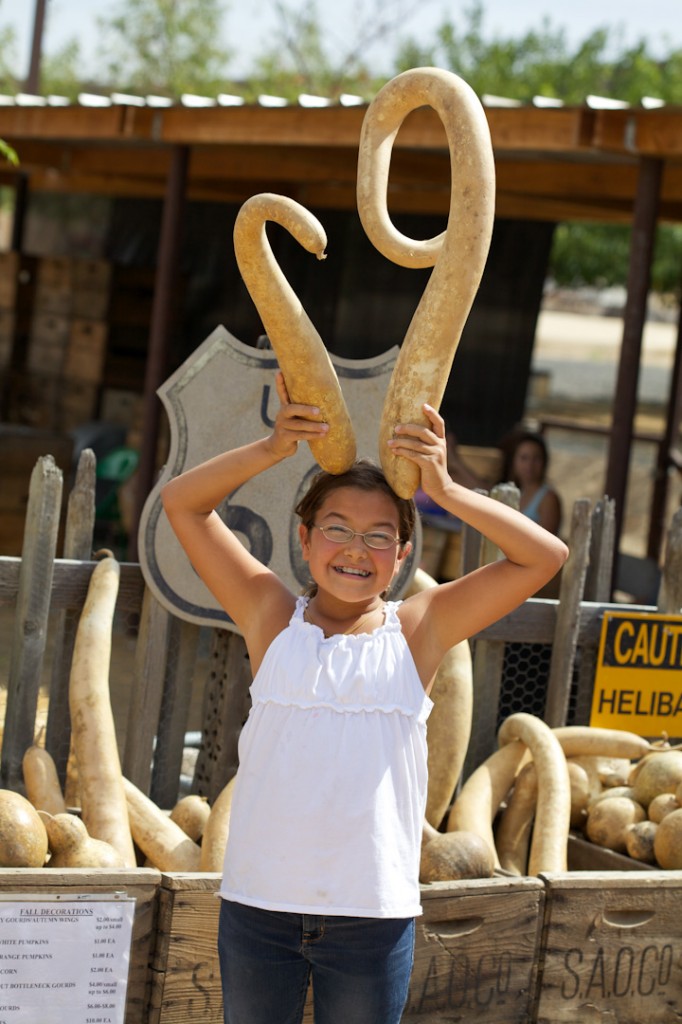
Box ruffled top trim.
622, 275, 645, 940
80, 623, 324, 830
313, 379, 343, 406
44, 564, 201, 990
249, 595, 432, 721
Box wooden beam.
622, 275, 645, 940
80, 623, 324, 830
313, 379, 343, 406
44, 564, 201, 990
0, 104, 127, 139
594, 109, 682, 158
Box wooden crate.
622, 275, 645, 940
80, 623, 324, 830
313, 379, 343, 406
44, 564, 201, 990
72, 259, 112, 319
0, 867, 161, 1024
567, 832, 657, 872
36, 256, 74, 290
149, 874, 544, 1024
57, 378, 100, 430
0, 252, 36, 309
4, 371, 61, 430
535, 870, 682, 1024
34, 255, 74, 315
404, 876, 545, 1022
73, 258, 113, 292
64, 319, 109, 382
149, 873, 222, 1024
27, 313, 70, 375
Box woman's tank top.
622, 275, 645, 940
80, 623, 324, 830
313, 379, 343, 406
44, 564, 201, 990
522, 483, 549, 523
219, 596, 433, 918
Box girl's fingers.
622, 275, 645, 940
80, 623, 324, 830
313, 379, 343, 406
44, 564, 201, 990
422, 403, 446, 437
275, 372, 327, 430
275, 370, 291, 405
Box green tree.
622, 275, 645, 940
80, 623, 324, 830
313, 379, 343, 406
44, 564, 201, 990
241, 0, 427, 102
396, 2, 682, 106
95, 0, 233, 98
0, 1, 18, 94
41, 40, 83, 100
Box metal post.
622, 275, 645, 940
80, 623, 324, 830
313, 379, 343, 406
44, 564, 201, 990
648, 291, 682, 562
604, 156, 663, 565
26, 0, 48, 94
129, 145, 189, 561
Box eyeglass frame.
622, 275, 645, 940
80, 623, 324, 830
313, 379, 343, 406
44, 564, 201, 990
313, 523, 401, 550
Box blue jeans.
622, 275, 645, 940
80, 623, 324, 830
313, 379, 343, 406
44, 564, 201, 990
218, 898, 415, 1024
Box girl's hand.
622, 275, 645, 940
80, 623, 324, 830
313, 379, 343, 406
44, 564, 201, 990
267, 371, 329, 460
388, 404, 451, 500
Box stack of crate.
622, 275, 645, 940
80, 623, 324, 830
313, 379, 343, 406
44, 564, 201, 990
64, 257, 112, 429
23, 256, 113, 430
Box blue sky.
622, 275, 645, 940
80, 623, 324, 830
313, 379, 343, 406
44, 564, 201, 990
2, 0, 679, 82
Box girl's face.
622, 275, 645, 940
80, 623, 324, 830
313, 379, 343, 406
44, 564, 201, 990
512, 440, 546, 487
299, 486, 410, 601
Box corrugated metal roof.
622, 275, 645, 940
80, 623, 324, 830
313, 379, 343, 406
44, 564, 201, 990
0, 88, 672, 112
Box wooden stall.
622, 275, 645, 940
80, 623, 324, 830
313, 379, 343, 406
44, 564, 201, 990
1, 446, 682, 1022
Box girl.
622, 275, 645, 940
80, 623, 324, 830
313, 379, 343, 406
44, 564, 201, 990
161, 373, 568, 1024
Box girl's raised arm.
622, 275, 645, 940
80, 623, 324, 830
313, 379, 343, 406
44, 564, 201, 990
391, 405, 568, 684
161, 373, 328, 645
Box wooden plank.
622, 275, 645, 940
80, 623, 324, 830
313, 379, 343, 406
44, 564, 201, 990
0, 867, 160, 1024
583, 497, 616, 603
0, 455, 62, 790
567, 833, 655, 873
123, 587, 173, 793
496, 156, 639, 201
0, 556, 145, 611
0, 104, 127, 140
44, 447, 96, 782
544, 498, 592, 727
535, 870, 682, 1024
150, 617, 201, 809
657, 507, 682, 613
465, 484, 520, 773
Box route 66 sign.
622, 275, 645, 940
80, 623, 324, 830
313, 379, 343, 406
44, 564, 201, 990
138, 326, 421, 630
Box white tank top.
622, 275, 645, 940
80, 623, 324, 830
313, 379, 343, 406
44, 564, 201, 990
219, 596, 433, 918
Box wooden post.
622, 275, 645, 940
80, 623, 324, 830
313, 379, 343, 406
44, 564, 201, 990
129, 145, 189, 561
544, 498, 592, 727
150, 616, 201, 810
648, 293, 682, 562
45, 448, 96, 783
572, 496, 616, 725
122, 587, 174, 793
583, 497, 616, 603
463, 482, 519, 776
604, 156, 663, 561
0, 455, 62, 790
657, 507, 682, 614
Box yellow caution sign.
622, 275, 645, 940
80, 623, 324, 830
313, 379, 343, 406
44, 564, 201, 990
590, 611, 682, 737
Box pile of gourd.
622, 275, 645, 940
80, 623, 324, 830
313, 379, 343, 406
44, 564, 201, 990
575, 746, 682, 868
420, 713, 682, 881
0, 552, 234, 873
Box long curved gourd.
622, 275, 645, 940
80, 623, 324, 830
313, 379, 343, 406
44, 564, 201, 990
357, 67, 496, 497
233, 193, 356, 474
406, 568, 473, 828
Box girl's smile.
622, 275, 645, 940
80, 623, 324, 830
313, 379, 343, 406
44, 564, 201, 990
299, 486, 409, 602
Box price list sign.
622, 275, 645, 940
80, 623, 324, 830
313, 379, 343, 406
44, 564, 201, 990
0, 894, 135, 1024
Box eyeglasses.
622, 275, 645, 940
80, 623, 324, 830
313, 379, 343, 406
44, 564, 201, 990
315, 524, 400, 550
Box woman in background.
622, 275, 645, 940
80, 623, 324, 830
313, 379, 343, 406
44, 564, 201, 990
502, 430, 562, 536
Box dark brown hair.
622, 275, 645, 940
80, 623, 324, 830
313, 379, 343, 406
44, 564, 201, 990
294, 459, 416, 546
501, 430, 549, 485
